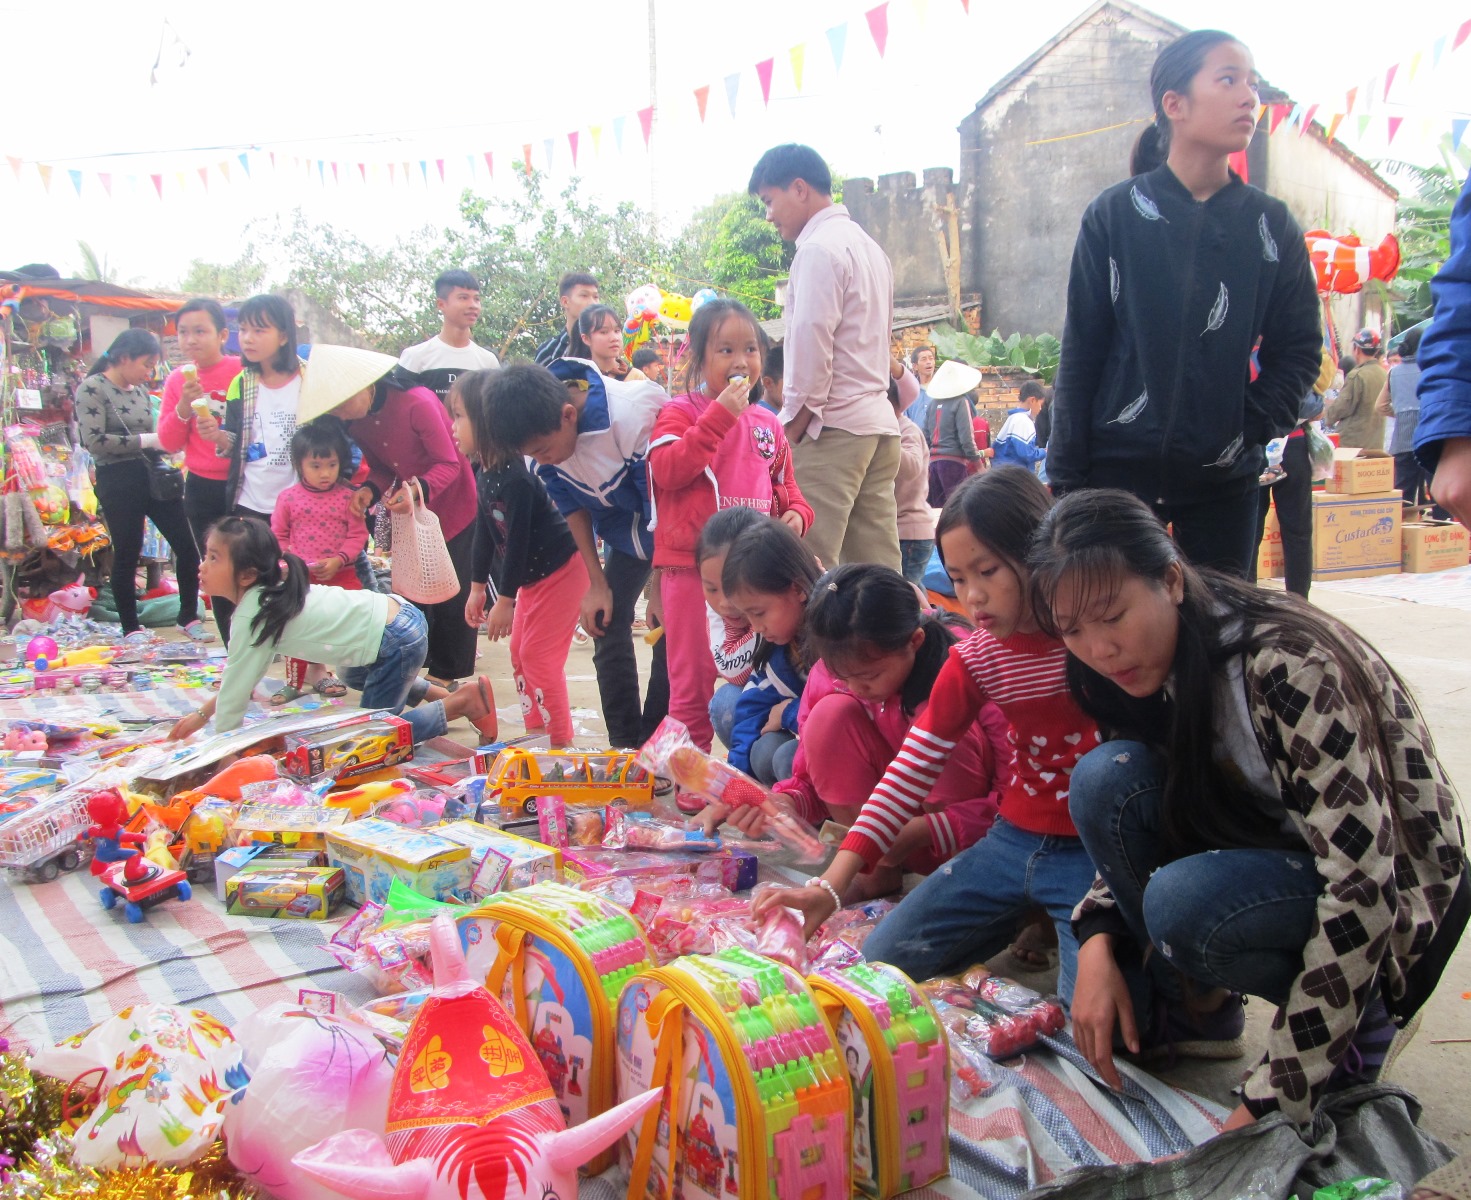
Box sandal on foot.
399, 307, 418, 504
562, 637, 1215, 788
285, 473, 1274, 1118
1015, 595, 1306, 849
314, 675, 348, 698
270, 684, 307, 706
178, 620, 216, 643
470, 675, 499, 739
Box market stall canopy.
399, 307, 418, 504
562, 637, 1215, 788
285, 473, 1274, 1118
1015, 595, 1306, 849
0, 275, 180, 312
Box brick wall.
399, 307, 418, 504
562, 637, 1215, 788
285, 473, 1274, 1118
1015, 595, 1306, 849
890, 320, 1036, 427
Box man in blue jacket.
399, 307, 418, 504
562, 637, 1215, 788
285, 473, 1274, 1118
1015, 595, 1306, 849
1415, 172, 1471, 523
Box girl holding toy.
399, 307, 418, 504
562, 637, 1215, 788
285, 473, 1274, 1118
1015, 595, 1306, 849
759, 469, 1102, 1005
269, 419, 369, 703
696, 507, 765, 751
650, 298, 813, 752
720, 519, 821, 785
168, 517, 498, 744
771, 564, 1011, 896
1031, 488, 1468, 1128
450, 369, 589, 748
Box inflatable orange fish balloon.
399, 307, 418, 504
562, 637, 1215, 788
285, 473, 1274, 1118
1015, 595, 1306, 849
1305, 230, 1401, 295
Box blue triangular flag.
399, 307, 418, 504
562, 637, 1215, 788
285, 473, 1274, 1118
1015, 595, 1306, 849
68, 169, 82, 195
827, 22, 847, 70
1287, 102, 1304, 127
543, 137, 555, 170
725, 71, 741, 118
1454, 118, 1469, 151
317, 159, 325, 183
613, 115, 626, 152
1434, 34, 1448, 67
419, 160, 428, 183
238, 152, 250, 177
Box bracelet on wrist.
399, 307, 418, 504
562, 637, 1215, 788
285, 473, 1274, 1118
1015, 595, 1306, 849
807, 876, 842, 913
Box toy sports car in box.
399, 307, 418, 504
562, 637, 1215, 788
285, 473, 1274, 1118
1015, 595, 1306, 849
282, 716, 413, 782
225, 865, 345, 919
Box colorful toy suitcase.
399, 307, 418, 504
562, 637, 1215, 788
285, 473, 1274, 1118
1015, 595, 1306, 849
809, 961, 950, 1198
617, 947, 851, 1200
458, 881, 654, 1175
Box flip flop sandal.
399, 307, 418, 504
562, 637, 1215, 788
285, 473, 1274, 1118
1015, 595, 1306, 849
470, 675, 498, 739
314, 675, 349, 698
270, 684, 306, 706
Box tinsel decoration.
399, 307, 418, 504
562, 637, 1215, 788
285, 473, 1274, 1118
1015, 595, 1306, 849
0, 1048, 64, 1172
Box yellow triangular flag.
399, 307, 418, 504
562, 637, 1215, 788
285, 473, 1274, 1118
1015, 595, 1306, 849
790, 43, 806, 91
36, 163, 52, 191
219, 159, 231, 182
175, 171, 187, 191
913, 0, 929, 28
590, 125, 603, 155
1408, 50, 1422, 82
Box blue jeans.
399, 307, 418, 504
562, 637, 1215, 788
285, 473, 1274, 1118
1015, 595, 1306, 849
710, 683, 743, 751
1067, 741, 1321, 1022
750, 730, 797, 784
900, 539, 932, 587
339, 601, 447, 744
861, 817, 1097, 1003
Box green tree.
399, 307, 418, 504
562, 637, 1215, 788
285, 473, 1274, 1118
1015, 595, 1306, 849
1376, 143, 1470, 329
75, 240, 116, 283
178, 252, 269, 299
698, 193, 790, 318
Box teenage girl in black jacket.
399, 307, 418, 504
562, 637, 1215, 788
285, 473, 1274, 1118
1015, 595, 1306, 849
1049, 30, 1322, 576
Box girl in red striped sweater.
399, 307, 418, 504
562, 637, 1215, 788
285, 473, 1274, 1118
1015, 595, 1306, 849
759, 467, 1102, 1000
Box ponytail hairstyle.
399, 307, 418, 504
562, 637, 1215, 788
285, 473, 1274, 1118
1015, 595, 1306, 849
208, 516, 310, 649
90, 328, 161, 377
568, 304, 622, 362
935, 466, 1054, 580
720, 518, 822, 672
807, 564, 958, 716
695, 505, 768, 569
1028, 488, 1406, 856
1130, 28, 1242, 175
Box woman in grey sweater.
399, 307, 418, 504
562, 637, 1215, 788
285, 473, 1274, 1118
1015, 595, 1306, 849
76, 329, 206, 640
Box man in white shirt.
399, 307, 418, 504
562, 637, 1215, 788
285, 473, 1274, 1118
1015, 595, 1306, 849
749, 144, 900, 569
399, 269, 501, 405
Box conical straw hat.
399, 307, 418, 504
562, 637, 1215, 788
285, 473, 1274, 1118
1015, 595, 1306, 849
297, 344, 400, 423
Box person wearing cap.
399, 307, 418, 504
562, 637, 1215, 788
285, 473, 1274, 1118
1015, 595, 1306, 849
1414, 171, 1471, 525
926, 359, 984, 508
1325, 328, 1388, 450
298, 345, 480, 690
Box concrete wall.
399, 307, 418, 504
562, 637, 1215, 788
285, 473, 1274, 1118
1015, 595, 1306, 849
844, 168, 974, 308
1266, 134, 1399, 341
957, 5, 1175, 336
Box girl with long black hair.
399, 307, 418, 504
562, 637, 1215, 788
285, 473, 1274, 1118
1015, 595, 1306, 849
1047, 29, 1322, 576
1031, 488, 1468, 1130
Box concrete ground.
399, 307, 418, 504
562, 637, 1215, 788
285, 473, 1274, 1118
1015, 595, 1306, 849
280, 584, 1471, 1155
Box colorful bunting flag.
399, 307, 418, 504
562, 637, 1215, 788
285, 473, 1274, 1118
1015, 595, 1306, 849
98, 172, 112, 195
1286, 102, 1304, 128
484, 151, 494, 175
1268, 104, 1289, 134
419, 160, 428, 183
1386, 116, 1403, 143
589, 125, 602, 155
331, 162, 339, 184
913, 0, 929, 29
1325, 114, 1344, 143
522, 145, 532, 176
725, 71, 741, 117
199, 166, 210, 188
756, 58, 774, 105
543, 137, 554, 169
614, 115, 627, 151
436, 158, 445, 181
1456, 18, 1471, 50
151, 173, 163, 198
638, 106, 654, 145
958, 0, 969, 11
1408, 50, 1423, 81
6, 156, 20, 179
175, 171, 187, 191
1454, 118, 1469, 150
388, 162, 396, 183
1356, 115, 1371, 139
68, 170, 82, 196
358, 162, 367, 182
1434, 34, 1448, 66
1382, 63, 1398, 99
219, 160, 230, 181
866, 4, 889, 56
694, 85, 710, 122
790, 44, 806, 91
1345, 86, 1357, 115
567, 133, 578, 167
827, 22, 847, 70
1299, 104, 1318, 135
238, 152, 250, 176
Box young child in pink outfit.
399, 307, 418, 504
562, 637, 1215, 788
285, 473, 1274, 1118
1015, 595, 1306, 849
270, 419, 369, 701
451, 370, 588, 747
772, 564, 1011, 896
649, 299, 813, 751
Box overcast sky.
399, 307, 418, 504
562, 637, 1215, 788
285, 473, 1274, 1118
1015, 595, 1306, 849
1, 0, 1465, 289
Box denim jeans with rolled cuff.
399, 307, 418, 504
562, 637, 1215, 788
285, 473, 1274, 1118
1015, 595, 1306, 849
339, 600, 454, 744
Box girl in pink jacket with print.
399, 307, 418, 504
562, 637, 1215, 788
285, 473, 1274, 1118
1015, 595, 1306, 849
649, 299, 814, 750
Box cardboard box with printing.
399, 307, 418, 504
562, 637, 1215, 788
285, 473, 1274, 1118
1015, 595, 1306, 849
1402, 523, 1470, 574
1325, 448, 1394, 495
1312, 490, 1401, 581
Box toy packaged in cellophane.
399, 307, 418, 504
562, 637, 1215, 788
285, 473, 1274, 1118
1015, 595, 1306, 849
808, 961, 949, 1199
617, 946, 851, 1200
457, 880, 655, 1174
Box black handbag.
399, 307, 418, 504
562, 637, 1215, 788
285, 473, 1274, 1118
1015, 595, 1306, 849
101, 386, 185, 502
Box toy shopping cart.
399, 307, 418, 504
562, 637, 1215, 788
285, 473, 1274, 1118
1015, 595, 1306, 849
0, 785, 94, 883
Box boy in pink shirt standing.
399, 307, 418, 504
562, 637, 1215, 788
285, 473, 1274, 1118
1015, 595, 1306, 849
270, 419, 369, 701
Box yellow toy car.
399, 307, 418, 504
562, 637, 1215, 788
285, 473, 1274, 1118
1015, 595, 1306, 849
484, 748, 654, 819
283, 716, 413, 782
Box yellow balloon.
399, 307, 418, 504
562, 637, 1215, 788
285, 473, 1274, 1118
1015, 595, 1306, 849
658, 289, 693, 328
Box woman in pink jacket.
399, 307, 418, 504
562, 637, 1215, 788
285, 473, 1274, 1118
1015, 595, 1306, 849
772, 563, 1010, 896
649, 300, 813, 751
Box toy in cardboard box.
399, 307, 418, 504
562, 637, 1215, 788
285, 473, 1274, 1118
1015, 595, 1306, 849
327, 817, 473, 905
226, 865, 347, 919
458, 881, 655, 1175
483, 745, 653, 819
432, 820, 561, 897
808, 962, 949, 1199
617, 947, 852, 1200
231, 801, 352, 850
294, 914, 662, 1200
283, 714, 413, 782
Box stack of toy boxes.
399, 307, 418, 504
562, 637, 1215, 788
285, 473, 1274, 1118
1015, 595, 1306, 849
326, 817, 472, 905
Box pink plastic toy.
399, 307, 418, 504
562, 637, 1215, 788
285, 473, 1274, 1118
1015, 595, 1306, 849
3, 726, 47, 753
24, 635, 58, 669
294, 914, 661, 1200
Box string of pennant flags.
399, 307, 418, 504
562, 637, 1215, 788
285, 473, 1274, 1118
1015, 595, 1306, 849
3, 0, 1467, 202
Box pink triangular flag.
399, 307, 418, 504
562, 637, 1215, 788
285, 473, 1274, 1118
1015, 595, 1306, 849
388, 162, 397, 183
198, 166, 209, 188
1345, 86, 1357, 115
522, 145, 533, 177
1455, 18, 1471, 50
1268, 104, 1289, 134
568, 131, 579, 166
331, 162, 339, 184
866, 3, 889, 56
1383, 63, 1398, 99
358, 162, 366, 182
435, 158, 444, 181
755, 58, 774, 105
638, 106, 654, 145
484, 151, 494, 176
6, 156, 21, 179
958, 0, 969, 11
1387, 116, 1403, 143
1299, 104, 1319, 135
98, 172, 112, 196
151, 173, 163, 198
694, 84, 710, 122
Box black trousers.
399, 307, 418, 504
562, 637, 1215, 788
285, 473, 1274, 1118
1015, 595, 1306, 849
422, 522, 480, 681
595, 548, 670, 748
1152, 478, 1261, 579
1251, 433, 1313, 598
94, 458, 201, 634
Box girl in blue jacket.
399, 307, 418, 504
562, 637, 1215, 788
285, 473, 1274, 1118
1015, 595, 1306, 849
719, 518, 821, 784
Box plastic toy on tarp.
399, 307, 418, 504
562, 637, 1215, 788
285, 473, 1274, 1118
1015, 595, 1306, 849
294, 913, 662, 1200
604, 807, 722, 852
29, 1003, 243, 1169
636, 717, 825, 862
